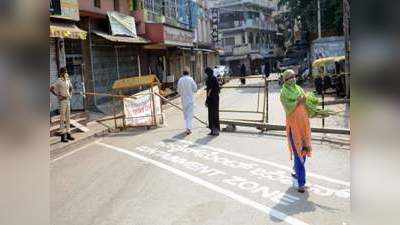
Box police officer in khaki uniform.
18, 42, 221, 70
50, 67, 75, 142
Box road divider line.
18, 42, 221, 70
97, 142, 309, 225
175, 139, 350, 187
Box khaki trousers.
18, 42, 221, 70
59, 99, 70, 134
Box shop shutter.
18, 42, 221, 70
49, 38, 59, 112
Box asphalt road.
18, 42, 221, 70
51, 78, 350, 225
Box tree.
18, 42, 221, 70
278, 0, 343, 38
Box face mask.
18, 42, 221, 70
285, 78, 296, 86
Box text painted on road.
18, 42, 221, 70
136, 145, 299, 206
135, 140, 350, 204
98, 142, 310, 225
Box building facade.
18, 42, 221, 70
50, 0, 219, 113
77, 0, 149, 112
212, 0, 278, 75
50, 0, 87, 113
134, 0, 219, 87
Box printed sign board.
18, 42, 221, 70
210, 8, 219, 43
123, 86, 162, 127
108, 11, 137, 37
164, 26, 193, 47
50, 0, 80, 21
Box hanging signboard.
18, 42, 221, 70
210, 8, 219, 44
50, 0, 80, 21
108, 11, 137, 37
123, 86, 163, 127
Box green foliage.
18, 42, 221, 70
278, 0, 343, 36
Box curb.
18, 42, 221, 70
50, 129, 110, 161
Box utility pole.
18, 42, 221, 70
343, 0, 350, 98
317, 0, 322, 38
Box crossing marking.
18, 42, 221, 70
97, 141, 310, 225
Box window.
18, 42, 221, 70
248, 32, 253, 44
224, 37, 235, 46
114, 0, 119, 11
94, 0, 101, 8
50, 0, 61, 15
164, 0, 178, 19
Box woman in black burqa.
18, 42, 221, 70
240, 64, 246, 85
205, 67, 220, 136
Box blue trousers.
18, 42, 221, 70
289, 129, 307, 188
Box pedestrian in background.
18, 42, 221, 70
50, 67, 75, 143
280, 69, 334, 193
205, 67, 220, 136
264, 61, 271, 78
240, 64, 246, 85
261, 63, 265, 76
177, 66, 198, 135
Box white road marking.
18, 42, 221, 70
175, 139, 350, 187
51, 139, 101, 163
97, 142, 309, 225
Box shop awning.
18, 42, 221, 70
250, 53, 263, 60
164, 40, 193, 48
223, 55, 247, 61
93, 31, 149, 44
177, 47, 216, 52
50, 23, 87, 40
143, 43, 168, 50
198, 48, 216, 53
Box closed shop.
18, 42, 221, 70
91, 36, 118, 106
65, 39, 85, 111
49, 22, 87, 113
195, 52, 203, 83
91, 34, 141, 106
168, 50, 181, 86
50, 38, 59, 112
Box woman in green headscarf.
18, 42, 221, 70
280, 69, 333, 193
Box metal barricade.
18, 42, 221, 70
219, 75, 350, 135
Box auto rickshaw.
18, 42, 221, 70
312, 56, 346, 97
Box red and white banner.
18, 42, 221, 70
123, 87, 162, 127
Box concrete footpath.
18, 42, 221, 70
50, 112, 110, 160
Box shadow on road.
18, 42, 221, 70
172, 132, 190, 139
270, 187, 316, 223
194, 135, 217, 145
269, 187, 339, 223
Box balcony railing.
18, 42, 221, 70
220, 19, 277, 32
216, 0, 278, 10
221, 44, 273, 56
223, 45, 234, 54
233, 44, 251, 55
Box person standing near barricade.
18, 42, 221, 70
205, 67, 220, 136
50, 67, 75, 142
177, 66, 198, 135
240, 64, 246, 85
280, 69, 334, 193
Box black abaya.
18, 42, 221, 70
206, 75, 220, 132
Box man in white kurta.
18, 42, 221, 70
177, 69, 198, 135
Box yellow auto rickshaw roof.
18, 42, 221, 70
312, 56, 345, 67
